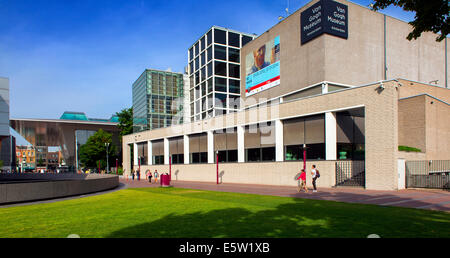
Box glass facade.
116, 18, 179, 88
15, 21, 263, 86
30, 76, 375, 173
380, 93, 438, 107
132, 69, 185, 132
188, 26, 255, 122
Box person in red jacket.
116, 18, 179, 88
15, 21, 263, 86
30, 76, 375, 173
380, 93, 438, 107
297, 169, 308, 193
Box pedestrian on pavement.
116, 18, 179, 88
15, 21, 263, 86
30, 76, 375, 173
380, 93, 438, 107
137, 170, 140, 181
311, 165, 320, 192
154, 170, 159, 183
148, 170, 152, 183
132, 170, 135, 181
297, 169, 308, 193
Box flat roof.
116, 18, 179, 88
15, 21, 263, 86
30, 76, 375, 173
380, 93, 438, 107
10, 118, 118, 126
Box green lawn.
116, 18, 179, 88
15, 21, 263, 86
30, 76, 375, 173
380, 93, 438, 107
0, 187, 449, 238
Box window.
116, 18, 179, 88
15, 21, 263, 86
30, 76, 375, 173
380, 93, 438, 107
214, 128, 238, 162
228, 63, 240, 78
207, 47, 212, 62
201, 52, 205, 67
242, 35, 253, 46
214, 45, 227, 61
169, 137, 184, 164
207, 62, 213, 78
245, 123, 276, 162
283, 114, 325, 160
214, 77, 227, 92
195, 57, 199, 71
189, 47, 194, 61
228, 48, 240, 63
214, 29, 226, 44
229, 79, 240, 94
194, 42, 199, 56
189, 133, 207, 163
207, 30, 212, 46
228, 32, 240, 47
152, 140, 164, 165
214, 61, 227, 76
337, 109, 365, 160
200, 36, 205, 52
215, 93, 227, 108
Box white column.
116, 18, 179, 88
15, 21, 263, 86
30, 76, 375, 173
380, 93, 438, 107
237, 125, 245, 163
133, 143, 138, 167
147, 141, 153, 165
184, 135, 190, 164
325, 112, 337, 160
207, 131, 214, 164
275, 119, 284, 162
164, 138, 170, 165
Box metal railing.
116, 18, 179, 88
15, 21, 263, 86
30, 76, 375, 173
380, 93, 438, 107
335, 160, 365, 187
406, 160, 450, 189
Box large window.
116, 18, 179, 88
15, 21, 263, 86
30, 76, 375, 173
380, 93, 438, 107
169, 137, 184, 164
228, 32, 240, 47
214, 61, 227, 76
152, 140, 164, 165
337, 109, 365, 160
245, 123, 275, 162
137, 142, 148, 165
189, 133, 207, 163
228, 48, 240, 63
229, 63, 240, 78
283, 114, 325, 161
214, 29, 226, 44
214, 128, 238, 162
214, 77, 227, 92
214, 45, 227, 61
242, 35, 253, 46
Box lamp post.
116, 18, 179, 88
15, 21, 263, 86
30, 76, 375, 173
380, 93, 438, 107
105, 142, 110, 173
116, 158, 118, 175
216, 150, 219, 185
303, 144, 307, 170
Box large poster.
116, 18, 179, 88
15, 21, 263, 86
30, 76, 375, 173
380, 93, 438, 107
245, 36, 280, 97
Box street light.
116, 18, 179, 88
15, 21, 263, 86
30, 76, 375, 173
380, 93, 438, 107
105, 142, 110, 173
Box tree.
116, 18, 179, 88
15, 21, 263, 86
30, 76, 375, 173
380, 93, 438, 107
78, 129, 117, 169
371, 0, 449, 41
116, 108, 133, 137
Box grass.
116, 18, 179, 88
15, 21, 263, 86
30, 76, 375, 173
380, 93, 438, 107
399, 145, 422, 152
0, 187, 449, 238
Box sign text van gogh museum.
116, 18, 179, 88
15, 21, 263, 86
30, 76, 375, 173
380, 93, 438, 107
123, 0, 450, 190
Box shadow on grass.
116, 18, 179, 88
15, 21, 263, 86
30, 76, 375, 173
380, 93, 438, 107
106, 192, 450, 238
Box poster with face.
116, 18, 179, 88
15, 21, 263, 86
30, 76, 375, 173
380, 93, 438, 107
245, 36, 280, 97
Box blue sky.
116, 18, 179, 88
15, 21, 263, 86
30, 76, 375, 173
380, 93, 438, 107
0, 0, 415, 119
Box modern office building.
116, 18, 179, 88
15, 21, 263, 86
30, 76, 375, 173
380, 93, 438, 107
11, 112, 120, 171
0, 77, 15, 171
132, 69, 186, 133
123, 0, 449, 190
187, 26, 256, 121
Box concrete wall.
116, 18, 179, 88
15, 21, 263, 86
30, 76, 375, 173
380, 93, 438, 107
425, 95, 450, 160
134, 161, 336, 188
239, 0, 448, 106
0, 174, 119, 204
398, 95, 426, 152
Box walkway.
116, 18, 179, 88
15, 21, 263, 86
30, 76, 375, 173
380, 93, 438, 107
121, 178, 450, 212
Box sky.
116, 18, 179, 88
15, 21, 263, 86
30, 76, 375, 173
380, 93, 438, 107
0, 0, 415, 120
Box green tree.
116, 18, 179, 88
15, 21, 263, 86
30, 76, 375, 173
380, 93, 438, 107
116, 108, 133, 137
79, 129, 117, 169
371, 0, 449, 41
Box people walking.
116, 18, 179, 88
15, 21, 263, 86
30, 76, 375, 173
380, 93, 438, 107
132, 170, 135, 181
137, 170, 140, 181
154, 170, 159, 183
148, 170, 152, 183
311, 165, 320, 192
297, 169, 308, 193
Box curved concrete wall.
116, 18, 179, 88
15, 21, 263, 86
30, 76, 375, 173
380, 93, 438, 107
0, 174, 119, 204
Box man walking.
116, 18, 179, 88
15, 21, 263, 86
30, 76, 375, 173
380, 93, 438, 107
311, 165, 320, 192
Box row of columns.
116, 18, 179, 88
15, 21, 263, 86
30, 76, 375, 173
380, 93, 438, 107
133, 112, 337, 166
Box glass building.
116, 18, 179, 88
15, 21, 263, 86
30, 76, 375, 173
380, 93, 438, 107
132, 69, 185, 133
188, 26, 256, 121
